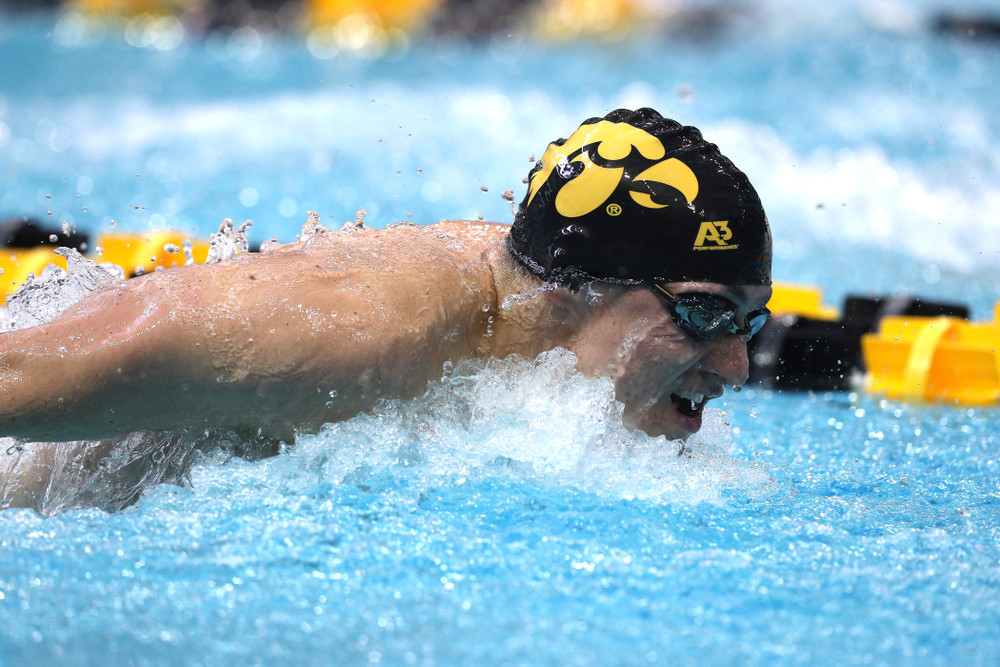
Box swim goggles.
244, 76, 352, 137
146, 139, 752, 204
651, 285, 771, 342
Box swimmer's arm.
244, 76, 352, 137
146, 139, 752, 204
0, 274, 248, 442
0, 254, 481, 442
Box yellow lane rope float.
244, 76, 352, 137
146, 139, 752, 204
0, 247, 69, 301
766, 282, 839, 321
862, 312, 1000, 406
1, 231, 210, 304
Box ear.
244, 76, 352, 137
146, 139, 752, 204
543, 285, 594, 328
543, 285, 579, 308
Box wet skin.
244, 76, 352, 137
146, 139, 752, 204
567, 282, 772, 440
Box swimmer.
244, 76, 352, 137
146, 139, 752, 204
0, 108, 772, 446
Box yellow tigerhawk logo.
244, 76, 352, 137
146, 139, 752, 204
526, 119, 700, 219
693, 220, 739, 251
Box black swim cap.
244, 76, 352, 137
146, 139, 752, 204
508, 108, 772, 288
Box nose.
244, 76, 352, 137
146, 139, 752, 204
701, 334, 750, 388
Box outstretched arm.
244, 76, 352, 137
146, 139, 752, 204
1, 259, 283, 441
0, 227, 496, 443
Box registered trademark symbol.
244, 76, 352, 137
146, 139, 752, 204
606, 203, 622, 216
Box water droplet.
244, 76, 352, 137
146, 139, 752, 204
501, 283, 555, 311
481, 303, 490, 312
206, 218, 251, 263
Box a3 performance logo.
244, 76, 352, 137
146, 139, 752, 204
693, 220, 739, 251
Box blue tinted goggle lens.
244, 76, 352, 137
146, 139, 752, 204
652, 286, 770, 341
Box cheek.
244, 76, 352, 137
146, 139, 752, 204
612, 334, 700, 397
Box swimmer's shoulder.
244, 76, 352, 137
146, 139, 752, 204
427, 219, 511, 243
257, 219, 507, 255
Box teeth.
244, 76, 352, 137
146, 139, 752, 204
676, 390, 705, 404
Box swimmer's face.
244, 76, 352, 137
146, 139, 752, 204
569, 282, 772, 440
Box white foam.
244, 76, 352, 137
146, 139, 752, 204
1, 349, 775, 515
3, 248, 122, 331
251, 349, 779, 508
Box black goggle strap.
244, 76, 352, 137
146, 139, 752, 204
651, 284, 770, 340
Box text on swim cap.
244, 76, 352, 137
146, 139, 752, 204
526, 120, 700, 219
693, 221, 740, 250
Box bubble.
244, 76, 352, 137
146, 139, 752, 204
239, 188, 259, 207
76, 175, 94, 196
421, 182, 443, 202
226, 26, 262, 62
48, 125, 72, 153
278, 197, 297, 218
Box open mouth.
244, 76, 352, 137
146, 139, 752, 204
670, 390, 706, 418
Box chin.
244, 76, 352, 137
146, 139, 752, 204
628, 406, 702, 441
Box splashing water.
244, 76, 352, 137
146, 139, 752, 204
3, 248, 122, 331
205, 218, 251, 263
181, 238, 196, 265
0, 427, 278, 515
278, 349, 774, 509
337, 208, 368, 234
500, 282, 557, 311
0, 431, 197, 514
299, 210, 333, 241
0, 348, 770, 515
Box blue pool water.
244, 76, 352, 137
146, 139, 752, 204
2, 1, 1000, 664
